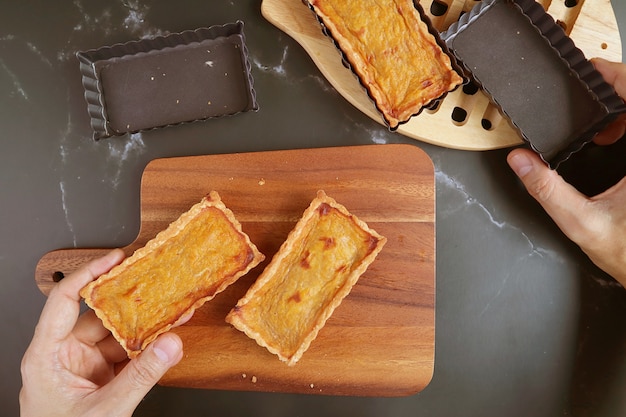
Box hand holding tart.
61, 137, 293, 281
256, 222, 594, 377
80, 191, 264, 358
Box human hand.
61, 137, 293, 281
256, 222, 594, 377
589, 58, 626, 146
506, 58, 626, 288
20, 249, 184, 417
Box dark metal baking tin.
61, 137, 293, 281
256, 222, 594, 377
306, 0, 466, 131
442, 0, 626, 168
77, 21, 258, 140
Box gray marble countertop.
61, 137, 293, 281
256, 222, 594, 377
3, 1, 626, 416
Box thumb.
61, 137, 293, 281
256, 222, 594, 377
97, 333, 183, 416
507, 148, 596, 244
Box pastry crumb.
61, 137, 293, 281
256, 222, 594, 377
242, 373, 247, 379
310, 383, 315, 388
258, 178, 266, 186
251, 375, 257, 383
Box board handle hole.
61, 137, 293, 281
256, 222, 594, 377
52, 271, 65, 282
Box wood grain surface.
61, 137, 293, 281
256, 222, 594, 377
261, 0, 622, 150
35, 144, 436, 397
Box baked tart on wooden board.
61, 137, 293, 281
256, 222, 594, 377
226, 190, 387, 366
35, 144, 435, 397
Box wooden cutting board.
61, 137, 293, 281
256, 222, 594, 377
35, 144, 435, 397
261, 0, 622, 150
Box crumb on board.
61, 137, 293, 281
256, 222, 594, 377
251, 375, 257, 383
258, 178, 266, 186
242, 373, 247, 379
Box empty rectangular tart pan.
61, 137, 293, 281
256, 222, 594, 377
77, 21, 258, 140
442, 0, 626, 167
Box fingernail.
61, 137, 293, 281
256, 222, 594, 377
152, 334, 182, 363
508, 152, 534, 178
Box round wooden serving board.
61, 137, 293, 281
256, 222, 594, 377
35, 144, 436, 397
261, 0, 622, 150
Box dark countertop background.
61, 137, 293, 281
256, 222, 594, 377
2, 1, 626, 416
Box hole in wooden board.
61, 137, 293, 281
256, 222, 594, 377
451, 106, 468, 125
558, 0, 584, 35
425, 99, 441, 113
481, 103, 503, 131
52, 271, 65, 282
601, 42, 608, 50
462, 82, 479, 96
430, 0, 449, 16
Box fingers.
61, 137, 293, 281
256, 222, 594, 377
507, 149, 599, 245
34, 249, 125, 344
593, 115, 626, 145
58, 249, 126, 302
72, 311, 129, 364
592, 58, 626, 145
74, 302, 191, 364
97, 334, 130, 365
73, 309, 110, 345
592, 58, 626, 95
97, 333, 183, 413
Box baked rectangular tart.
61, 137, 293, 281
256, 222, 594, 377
308, 0, 463, 129
226, 190, 386, 366
80, 191, 264, 358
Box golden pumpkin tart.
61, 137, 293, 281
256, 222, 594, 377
308, 0, 463, 128
80, 191, 264, 358
226, 191, 386, 366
